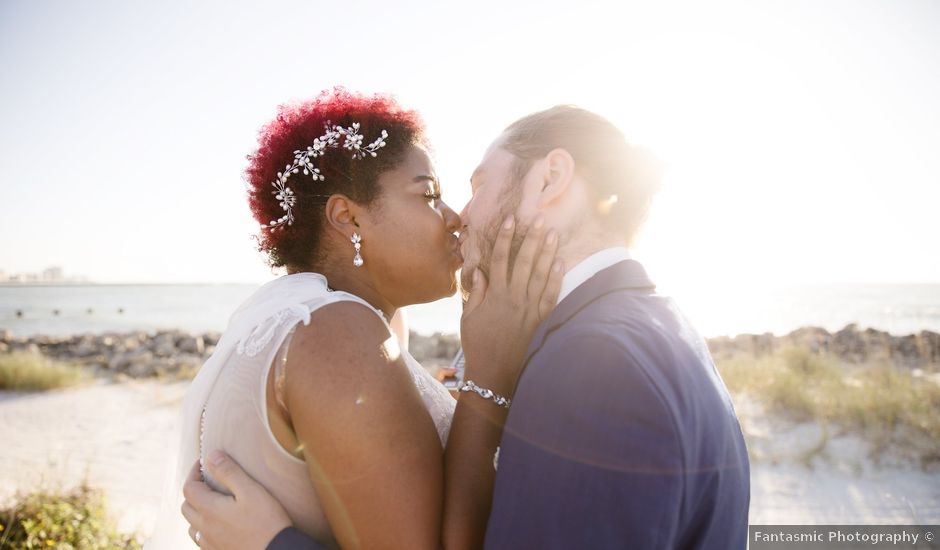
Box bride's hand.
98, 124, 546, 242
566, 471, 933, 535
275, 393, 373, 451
460, 214, 563, 395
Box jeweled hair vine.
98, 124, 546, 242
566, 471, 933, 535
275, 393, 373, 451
265, 123, 389, 230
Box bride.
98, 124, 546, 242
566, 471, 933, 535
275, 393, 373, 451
147, 88, 561, 549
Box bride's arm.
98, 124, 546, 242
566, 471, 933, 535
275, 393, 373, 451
443, 216, 562, 550
284, 301, 444, 550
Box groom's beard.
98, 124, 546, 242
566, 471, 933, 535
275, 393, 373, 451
459, 188, 524, 306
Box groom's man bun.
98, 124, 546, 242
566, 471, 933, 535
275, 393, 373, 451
246, 87, 427, 270
501, 105, 662, 243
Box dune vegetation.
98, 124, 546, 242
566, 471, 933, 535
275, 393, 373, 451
0, 482, 140, 549
0, 351, 87, 391
717, 347, 940, 467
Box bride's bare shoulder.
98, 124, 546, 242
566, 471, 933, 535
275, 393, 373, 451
284, 300, 413, 403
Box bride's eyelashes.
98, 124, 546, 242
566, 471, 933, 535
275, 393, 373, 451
423, 190, 442, 203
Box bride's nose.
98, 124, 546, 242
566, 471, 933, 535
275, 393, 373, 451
441, 202, 462, 234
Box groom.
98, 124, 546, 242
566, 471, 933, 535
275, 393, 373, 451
182, 106, 751, 548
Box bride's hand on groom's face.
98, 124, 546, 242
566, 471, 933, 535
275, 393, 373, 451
460, 214, 563, 393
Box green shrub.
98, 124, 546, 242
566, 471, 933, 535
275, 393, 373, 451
0, 482, 140, 549
0, 352, 86, 391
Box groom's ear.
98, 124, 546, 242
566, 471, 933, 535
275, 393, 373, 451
535, 148, 576, 209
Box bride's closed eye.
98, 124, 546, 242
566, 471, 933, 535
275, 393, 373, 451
424, 190, 442, 203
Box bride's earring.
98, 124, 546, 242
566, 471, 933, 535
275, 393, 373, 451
351, 232, 363, 267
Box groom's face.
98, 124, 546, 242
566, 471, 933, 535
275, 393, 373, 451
458, 137, 525, 300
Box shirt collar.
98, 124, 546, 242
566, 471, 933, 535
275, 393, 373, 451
556, 247, 632, 305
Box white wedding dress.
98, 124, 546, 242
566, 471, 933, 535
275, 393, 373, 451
146, 272, 455, 549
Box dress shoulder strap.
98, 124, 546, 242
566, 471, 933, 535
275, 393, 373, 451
304, 289, 390, 329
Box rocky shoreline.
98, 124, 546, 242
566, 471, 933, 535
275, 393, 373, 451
1, 324, 938, 380
707, 323, 940, 367
0, 328, 465, 380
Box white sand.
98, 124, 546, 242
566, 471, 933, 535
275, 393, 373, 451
0, 380, 187, 534
1, 382, 938, 538
738, 394, 940, 524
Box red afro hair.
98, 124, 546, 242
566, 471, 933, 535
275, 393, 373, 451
247, 87, 426, 269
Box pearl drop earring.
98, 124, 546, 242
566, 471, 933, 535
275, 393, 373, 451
351, 232, 363, 267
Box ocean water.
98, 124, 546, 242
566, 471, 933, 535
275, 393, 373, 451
1, 283, 938, 339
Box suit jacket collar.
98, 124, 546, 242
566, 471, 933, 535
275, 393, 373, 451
523, 259, 656, 366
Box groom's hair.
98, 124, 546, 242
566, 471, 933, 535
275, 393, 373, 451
246, 87, 427, 269
501, 105, 662, 242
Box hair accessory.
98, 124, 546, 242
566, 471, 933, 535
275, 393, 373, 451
351, 232, 364, 267
265, 122, 389, 230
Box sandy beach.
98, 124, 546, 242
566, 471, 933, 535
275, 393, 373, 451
0, 380, 188, 534
1, 377, 938, 539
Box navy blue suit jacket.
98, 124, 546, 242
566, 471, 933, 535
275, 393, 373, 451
267, 260, 750, 549
482, 259, 750, 549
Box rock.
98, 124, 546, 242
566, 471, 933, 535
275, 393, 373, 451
128, 361, 155, 378
178, 335, 204, 355
919, 331, 940, 364
203, 332, 221, 347
892, 335, 920, 363
121, 336, 141, 352
755, 332, 775, 356
150, 357, 179, 377
73, 337, 99, 358
0, 329, 12, 343
112, 349, 153, 373
723, 333, 775, 357
785, 326, 831, 354
832, 324, 866, 362
151, 332, 177, 358
80, 354, 109, 367
108, 352, 131, 371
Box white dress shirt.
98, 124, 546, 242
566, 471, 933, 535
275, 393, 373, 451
556, 247, 632, 305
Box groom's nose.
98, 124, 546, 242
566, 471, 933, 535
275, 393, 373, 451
458, 201, 470, 221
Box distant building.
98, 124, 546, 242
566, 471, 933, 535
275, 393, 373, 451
42, 266, 64, 282
0, 267, 88, 284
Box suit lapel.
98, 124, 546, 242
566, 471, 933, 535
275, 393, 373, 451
522, 259, 656, 366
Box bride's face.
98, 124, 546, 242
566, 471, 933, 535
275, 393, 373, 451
361, 144, 463, 305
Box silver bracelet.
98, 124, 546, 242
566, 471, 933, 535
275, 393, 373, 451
458, 380, 512, 408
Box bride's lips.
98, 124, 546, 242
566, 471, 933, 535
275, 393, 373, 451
456, 232, 467, 260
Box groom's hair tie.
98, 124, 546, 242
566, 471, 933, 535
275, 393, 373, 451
246, 87, 427, 270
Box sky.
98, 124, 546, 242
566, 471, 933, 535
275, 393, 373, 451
1, 0, 938, 293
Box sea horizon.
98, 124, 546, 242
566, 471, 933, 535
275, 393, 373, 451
2, 281, 939, 340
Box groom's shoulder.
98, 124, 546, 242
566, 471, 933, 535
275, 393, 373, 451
521, 311, 675, 417
552, 287, 690, 360
523, 288, 709, 413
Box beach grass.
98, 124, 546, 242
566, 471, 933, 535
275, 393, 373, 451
0, 351, 87, 391
717, 348, 940, 466
0, 481, 141, 549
